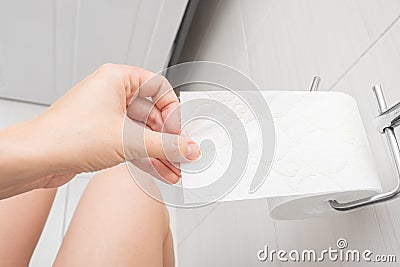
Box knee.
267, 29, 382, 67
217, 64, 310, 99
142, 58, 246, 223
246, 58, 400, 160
89, 164, 170, 234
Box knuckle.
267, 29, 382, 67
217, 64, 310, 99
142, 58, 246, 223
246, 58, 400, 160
149, 157, 158, 166
153, 74, 170, 90
99, 63, 116, 72
147, 112, 157, 125
160, 75, 171, 90
168, 137, 181, 156
147, 111, 159, 125
98, 63, 126, 78
158, 74, 169, 84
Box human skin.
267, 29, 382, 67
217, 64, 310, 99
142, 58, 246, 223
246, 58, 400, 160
54, 164, 174, 266
0, 188, 57, 266
0, 64, 200, 199
0, 64, 190, 265
0, 164, 174, 266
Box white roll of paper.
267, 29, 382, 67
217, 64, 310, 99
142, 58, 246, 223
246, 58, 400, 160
180, 91, 381, 220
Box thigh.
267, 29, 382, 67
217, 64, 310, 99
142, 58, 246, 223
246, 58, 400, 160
0, 188, 57, 266
54, 164, 174, 267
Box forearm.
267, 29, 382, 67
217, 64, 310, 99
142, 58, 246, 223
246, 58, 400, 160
0, 119, 51, 199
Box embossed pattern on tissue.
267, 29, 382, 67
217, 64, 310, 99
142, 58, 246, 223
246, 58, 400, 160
181, 91, 381, 202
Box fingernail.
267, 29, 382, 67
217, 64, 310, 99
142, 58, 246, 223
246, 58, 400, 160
186, 142, 200, 160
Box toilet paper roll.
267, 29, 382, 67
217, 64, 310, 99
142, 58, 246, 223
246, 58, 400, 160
180, 91, 381, 220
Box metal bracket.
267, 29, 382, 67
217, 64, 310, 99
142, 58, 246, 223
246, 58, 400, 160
329, 85, 400, 211
308, 79, 400, 211
309, 76, 321, 91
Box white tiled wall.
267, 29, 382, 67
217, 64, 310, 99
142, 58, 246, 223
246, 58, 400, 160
0, 0, 188, 104
177, 0, 400, 266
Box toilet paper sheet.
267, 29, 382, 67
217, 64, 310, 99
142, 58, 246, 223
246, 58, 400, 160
180, 91, 381, 220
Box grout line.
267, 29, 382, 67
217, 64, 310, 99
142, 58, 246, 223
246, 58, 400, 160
142, 0, 165, 68
0, 42, 5, 89
372, 206, 391, 254
328, 13, 400, 91
268, 200, 282, 267
0, 96, 50, 107
61, 184, 70, 239
52, 0, 57, 99
124, 0, 141, 64
177, 203, 221, 247
237, 0, 250, 68
386, 204, 400, 253
71, 0, 81, 84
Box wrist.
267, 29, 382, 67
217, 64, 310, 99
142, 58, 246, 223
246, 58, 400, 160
0, 118, 52, 198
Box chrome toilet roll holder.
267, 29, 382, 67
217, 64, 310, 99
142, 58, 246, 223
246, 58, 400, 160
309, 76, 400, 211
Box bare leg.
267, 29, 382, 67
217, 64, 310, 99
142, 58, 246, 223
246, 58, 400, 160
0, 188, 57, 266
54, 164, 174, 266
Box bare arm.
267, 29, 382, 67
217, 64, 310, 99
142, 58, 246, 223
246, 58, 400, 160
0, 64, 200, 199
0, 119, 62, 198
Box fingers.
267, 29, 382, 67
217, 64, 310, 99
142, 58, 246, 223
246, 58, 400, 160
127, 97, 163, 132
95, 64, 180, 134
134, 69, 179, 112
123, 118, 200, 162
144, 129, 200, 162
129, 68, 181, 134
130, 159, 180, 184
159, 159, 181, 177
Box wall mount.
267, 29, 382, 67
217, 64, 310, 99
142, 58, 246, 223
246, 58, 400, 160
308, 76, 400, 211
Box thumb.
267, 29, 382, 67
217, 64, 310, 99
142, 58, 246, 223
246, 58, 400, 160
123, 118, 200, 162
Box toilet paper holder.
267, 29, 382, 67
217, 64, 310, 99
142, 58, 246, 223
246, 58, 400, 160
309, 77, 400, 211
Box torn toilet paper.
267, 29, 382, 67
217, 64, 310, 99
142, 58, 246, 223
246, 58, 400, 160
180, 91, 381, 220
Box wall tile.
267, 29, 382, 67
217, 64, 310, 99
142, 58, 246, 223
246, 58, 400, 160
0, 0, 188, 103
176, 0, 400, 265
177, 200, 279, 267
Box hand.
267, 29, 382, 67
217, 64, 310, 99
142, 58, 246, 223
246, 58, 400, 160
0, 64, 200, 197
